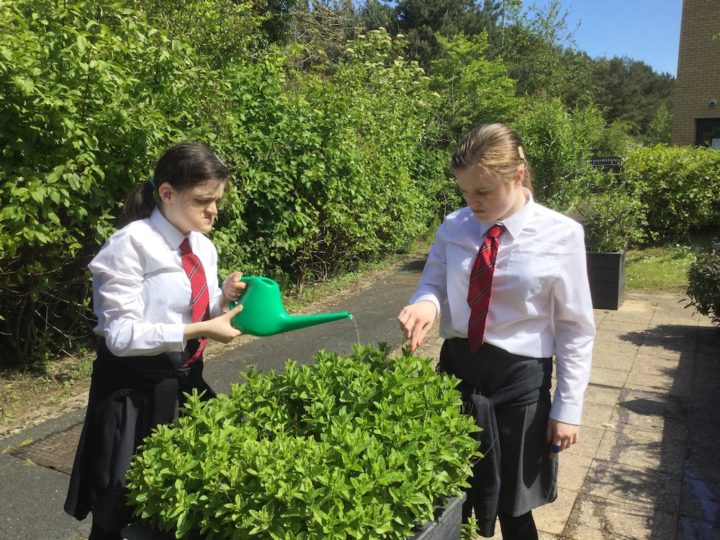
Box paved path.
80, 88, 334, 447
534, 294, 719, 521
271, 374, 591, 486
1, 256, 718, 539
414, 292, 719, 539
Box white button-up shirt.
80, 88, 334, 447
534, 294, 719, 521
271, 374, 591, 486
89, 208, 224, 357
410, 193, 595, 424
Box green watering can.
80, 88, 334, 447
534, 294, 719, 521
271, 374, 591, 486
229, 276, 352, 336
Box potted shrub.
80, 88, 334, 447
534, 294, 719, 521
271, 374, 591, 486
125, 344, 479, 539
569, 186, 646, 310
685, 250, 720, 326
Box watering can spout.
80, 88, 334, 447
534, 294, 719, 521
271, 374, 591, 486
229, 276, 352, 337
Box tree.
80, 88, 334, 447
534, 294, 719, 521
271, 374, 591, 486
430, 32, 520, 144
394, 0, 493, 68
590, 56, 674, 135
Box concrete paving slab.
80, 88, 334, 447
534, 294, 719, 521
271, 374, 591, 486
583, 384, 624, 406
557, 453, 592, 492
580, 402, 615, 429
534, 487, 577, 536
564, 493, 677, 540
582, 460, 682, 514
594, 423, 686, 474
631, 353, 689, 376
590, 352, 635, 372
677, 516, 720, 540
592, 341, 641, 359
565, 425, 605, 458
615, 388, 689, 421
679, 466, 720, 522
609, 404, 688, 436
625, 369, 694, 397
635, 344, 686, 361
589, 366, 629, 388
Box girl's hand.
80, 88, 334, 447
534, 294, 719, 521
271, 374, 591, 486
186, 304, 243, 343
546, 419, 580, 459
222, 271, 246, 306
397, 301, 437, 353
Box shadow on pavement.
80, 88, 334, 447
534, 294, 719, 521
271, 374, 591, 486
617, 323, 720, 539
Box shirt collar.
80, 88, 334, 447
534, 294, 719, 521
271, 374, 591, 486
149, 207, 187, 251
479, 188, 535, 240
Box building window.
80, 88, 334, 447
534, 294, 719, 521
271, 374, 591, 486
695, 118, 720, 148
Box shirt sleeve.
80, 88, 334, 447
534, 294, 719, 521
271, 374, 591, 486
90, 232, 185, 356
549, 225, 596, 425
409, 229, 448, 317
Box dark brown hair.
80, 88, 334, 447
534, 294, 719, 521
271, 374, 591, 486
120, 142, 229, 225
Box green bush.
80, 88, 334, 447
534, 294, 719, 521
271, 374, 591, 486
126, 344, 480, 539
512, 99, 605, 211
622, 145, 720, 241
0, 0, 203, 365
686, 252, 720, 326
0, 4, 443, 366
567, 171, 647, 252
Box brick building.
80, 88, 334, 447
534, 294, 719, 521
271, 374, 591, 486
672, 0, 720, 146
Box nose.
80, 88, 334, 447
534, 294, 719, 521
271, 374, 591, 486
464, 192, 480, 206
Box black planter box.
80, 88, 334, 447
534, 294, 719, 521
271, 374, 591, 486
410, 494, 466, 540
126, 494, 467, 540
586, 251, 625, 310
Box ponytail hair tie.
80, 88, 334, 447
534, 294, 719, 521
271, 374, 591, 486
517, 146, 526, 161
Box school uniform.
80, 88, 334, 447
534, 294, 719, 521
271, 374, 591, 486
64, 208, 224, 532
410, 191, 595, 537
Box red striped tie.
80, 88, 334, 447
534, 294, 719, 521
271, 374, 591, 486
467, 224, 505, 353
180, 238, 209, 363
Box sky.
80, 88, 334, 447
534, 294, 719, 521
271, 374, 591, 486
531, 0, 683, 76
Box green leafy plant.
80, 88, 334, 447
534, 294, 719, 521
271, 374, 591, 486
568, 177, 647, 253
686, 251, 720, 326
0, 3, 445, 367
126, 344, 480, 539
623, 145, 720, 242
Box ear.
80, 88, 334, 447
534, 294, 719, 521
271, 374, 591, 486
513, 164, 526, 186
157, 182, 174, 203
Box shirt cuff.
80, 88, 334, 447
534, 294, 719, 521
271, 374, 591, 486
409, 294, 441, 319
166, 323, 186, 352
550, 399, 583, 425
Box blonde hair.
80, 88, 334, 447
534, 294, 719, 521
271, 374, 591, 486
451, 123, 533, 191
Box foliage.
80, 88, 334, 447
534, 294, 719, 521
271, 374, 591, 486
430, 32, 520, 144
131, 0, 261, 68
592, 120, 639, 157
568, 176, 647, 252
0, 1, 443, 366
393, 0, 494, 69
212, 29, 442, 284
499, 0, 581, 101
0, 0, 205, 365
589, 56, 674, 136
643, 103, 673, 146
126, 344, 480, 539
622, 145, 720, 241
511, 99, 605, 210
686, 251, 720, 326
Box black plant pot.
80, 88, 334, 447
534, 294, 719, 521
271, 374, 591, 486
410, 494, 466, 540
586, 250, 625, 310
127, 494, 467, 540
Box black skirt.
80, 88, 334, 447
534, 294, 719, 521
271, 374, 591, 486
438, 339, 558, 538
64, 341, 215, 531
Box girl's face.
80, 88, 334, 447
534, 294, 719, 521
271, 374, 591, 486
158, 179, 226, 235
455, 165, 527, 222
